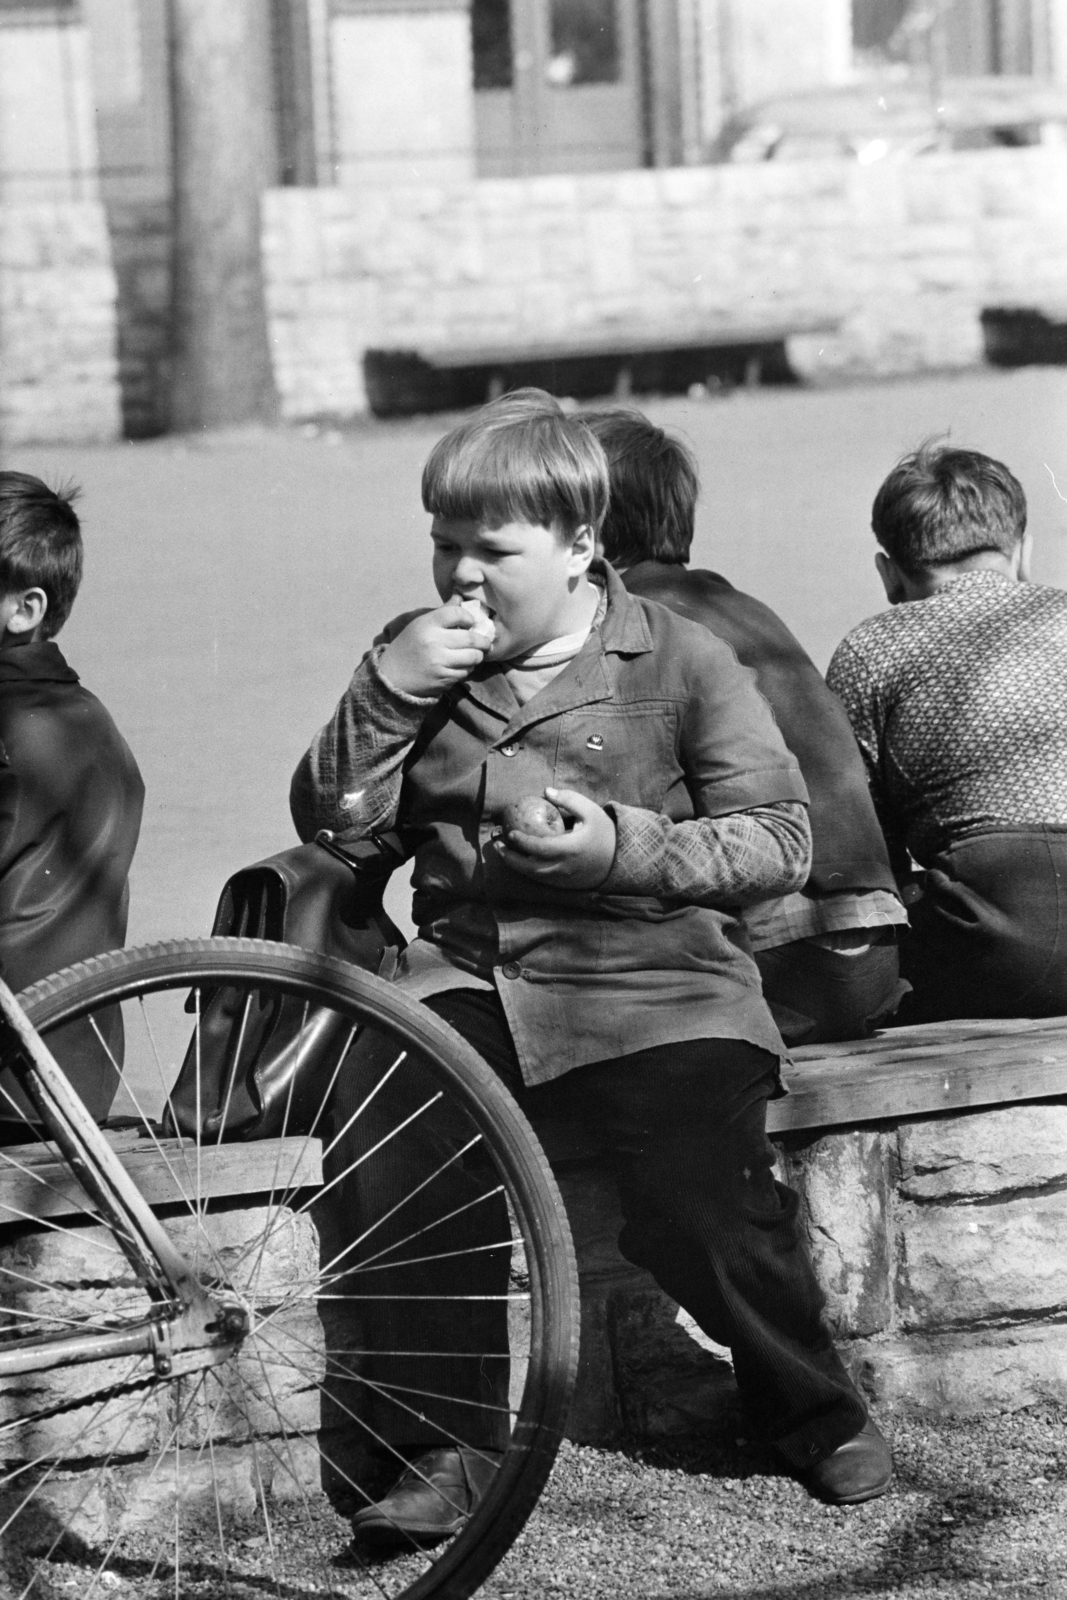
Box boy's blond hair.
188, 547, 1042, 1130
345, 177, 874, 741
422, 388, 609, 539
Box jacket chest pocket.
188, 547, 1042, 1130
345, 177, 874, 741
554, 707, 678, 810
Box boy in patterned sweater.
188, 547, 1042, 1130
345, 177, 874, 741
828, 442, 1067, 1023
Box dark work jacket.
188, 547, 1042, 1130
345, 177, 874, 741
0, 641, 145, 1121
621, 562, 897, 898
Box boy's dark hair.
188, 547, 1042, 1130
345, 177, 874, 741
583, 410, 699, 567
872, 442, 1027, 576
422, 388, 609, 538
0, 472, 83, 638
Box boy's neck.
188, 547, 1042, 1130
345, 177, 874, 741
536, 574, 600, 649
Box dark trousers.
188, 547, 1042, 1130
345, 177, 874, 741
756, 929, 905, 1046
895, 826, 1067, 1025
325, 988, 866, 1471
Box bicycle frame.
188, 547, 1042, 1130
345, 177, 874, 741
0, 976, 244, 1381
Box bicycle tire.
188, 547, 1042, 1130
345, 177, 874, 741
0, 937, 579, 1600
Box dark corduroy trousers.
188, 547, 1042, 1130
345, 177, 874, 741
324, 988, 867, 1473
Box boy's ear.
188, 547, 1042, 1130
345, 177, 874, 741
1, 587, 48, 639
1015, 531, 1033, 583
567, 523, 596, 575
875, 551, 907, 606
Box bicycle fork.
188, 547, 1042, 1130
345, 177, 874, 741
0, 977, 246, 1383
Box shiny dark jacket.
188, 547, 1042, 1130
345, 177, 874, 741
621, 561, 897, 898
0, 642, 144, 1121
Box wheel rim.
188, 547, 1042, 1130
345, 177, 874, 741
0, 939, 578, 1600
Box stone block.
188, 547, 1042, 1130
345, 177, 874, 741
565, 1285, 621, 1445
898, 1103, 1067, 1201
897, 1189, 1067, 1328
610, 1288, 737, 1439
844, 1321, 1067, 1416
780, 1129, 891, 1337
554, 1163, 632, 1287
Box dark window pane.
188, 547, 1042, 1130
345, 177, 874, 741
548, 0, 618, 87
472, 0, 512, 90
851, 0, 908, 57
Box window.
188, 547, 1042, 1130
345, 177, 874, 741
548, 0, 619, 87
472, 0, 512, 90
851, 0, 908, 64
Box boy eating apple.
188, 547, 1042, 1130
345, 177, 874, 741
291, 391, 889, 1543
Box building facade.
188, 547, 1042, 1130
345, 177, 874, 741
2, 0, 1067, 441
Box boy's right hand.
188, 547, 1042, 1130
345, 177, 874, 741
377, 604, 491, 698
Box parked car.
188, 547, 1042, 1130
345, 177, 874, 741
710, 76, 1067, 165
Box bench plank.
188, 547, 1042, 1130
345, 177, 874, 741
415, 319, 841, 370
770, 1018, 1067, 1133
0, 1133, 323, 1225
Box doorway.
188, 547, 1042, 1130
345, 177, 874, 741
473, 0, 649, 175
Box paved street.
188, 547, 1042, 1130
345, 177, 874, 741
11, 365, 1067, 951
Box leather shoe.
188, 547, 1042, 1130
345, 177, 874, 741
799, 1418, 893, 1505
350, 1447, 502, 1548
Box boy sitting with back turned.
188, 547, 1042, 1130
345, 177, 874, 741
827, 442, 1067, 1024
292, 390, 890, 1542
0, 473, 144, 1130
584, 409, 907, 1045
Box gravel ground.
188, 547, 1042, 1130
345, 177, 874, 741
482, 1406, 1067, 1599
13, 1404, 1067, 1597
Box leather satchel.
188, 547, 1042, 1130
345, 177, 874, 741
163, 831, 408, 1142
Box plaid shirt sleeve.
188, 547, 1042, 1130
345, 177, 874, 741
289, 642, 439, 842
601, 799, 812, 906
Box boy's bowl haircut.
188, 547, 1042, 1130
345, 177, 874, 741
422, 388, 609, 539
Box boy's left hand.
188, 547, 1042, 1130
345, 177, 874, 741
494, 788, 616, 889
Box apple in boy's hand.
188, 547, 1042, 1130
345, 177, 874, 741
494, 786, 616, 889
499, 795, 566, 840
457, 597, 496, 651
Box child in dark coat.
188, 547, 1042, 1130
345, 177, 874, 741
0, 473, 144, 1127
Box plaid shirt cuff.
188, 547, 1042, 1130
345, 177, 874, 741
602, 800, 812, 906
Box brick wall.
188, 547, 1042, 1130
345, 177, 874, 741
262, 147, 1067, 420
0, 203, 122, 447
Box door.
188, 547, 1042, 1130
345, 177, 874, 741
473, 0, 648, 176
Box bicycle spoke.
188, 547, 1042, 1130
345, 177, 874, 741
89, 1010, 233, 1292
223, 1347, 437, 1582
255, 1319, 509, 1478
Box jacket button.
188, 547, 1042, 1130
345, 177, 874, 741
501, 961, 521, 979
500, 743, 521, 757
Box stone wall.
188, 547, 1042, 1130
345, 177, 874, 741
262, 146, 1067, 420
0, 203, 122, 447
0, 1200, 319, 1544
550, 1097, 1067, 1447
789, 1101, 1067, 1416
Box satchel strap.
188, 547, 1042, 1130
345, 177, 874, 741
314, 828, 408, 880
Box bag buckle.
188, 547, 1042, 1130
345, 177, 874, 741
314, 829, 407, 878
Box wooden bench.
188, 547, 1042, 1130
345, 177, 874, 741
0, 1128, 322, 1224
363, 317, 841, 416
773, 1013, 1067, 1132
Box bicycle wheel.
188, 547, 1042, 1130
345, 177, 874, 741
0, 938, 579, 1600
